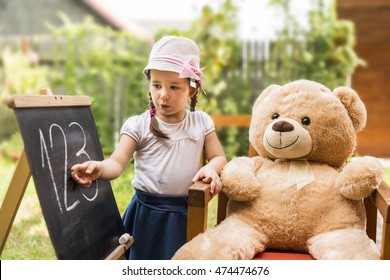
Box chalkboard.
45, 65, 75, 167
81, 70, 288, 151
10, 95, 125, 259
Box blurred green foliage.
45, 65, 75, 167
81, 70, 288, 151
46, 14, 151, 153
0, 48, 49, 142
267, 0, 364, 88
156, 0, 363, 158
0, 0, 362, 160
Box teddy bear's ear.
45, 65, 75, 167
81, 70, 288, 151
253, 84, 281, 111
333, 86, 367, 132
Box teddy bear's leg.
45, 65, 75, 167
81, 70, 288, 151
172, 216, 268, 260
307, 228, 380, 260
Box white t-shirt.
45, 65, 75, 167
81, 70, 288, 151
120, 110, 215, 195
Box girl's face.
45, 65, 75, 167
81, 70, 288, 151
149, 69, 196, 123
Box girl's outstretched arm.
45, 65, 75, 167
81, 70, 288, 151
71, 134, 137, 187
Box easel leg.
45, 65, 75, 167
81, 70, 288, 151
105, 236, 134, 260
0, 150, 31, 255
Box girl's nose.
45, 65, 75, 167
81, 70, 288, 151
160, 88, 169, 100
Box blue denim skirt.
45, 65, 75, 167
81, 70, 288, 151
122, 188, 188, 260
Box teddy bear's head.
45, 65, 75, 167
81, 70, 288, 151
249, 80, 367, 167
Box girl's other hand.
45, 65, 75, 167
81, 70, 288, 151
192, 167, 222, 195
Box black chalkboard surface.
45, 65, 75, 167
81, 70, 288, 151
12, 96, 125, 259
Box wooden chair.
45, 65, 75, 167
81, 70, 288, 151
186, 115, 390, 260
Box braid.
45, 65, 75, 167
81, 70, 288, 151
190, 92, 198, 112
149, 92, 155, 111
189, 81, 201, 112
149, 92, 169, 139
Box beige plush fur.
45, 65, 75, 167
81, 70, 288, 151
173, 80, 383, 260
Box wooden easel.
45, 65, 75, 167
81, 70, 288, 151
0, 148, 31, 255
0, 88, 133, 259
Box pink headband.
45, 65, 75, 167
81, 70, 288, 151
148, 52, 205, 89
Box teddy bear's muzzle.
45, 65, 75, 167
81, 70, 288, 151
263, 118, 312, 159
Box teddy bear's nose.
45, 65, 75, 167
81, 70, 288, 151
272, 121, 294, 132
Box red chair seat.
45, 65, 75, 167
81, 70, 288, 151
253, 250, 315, 260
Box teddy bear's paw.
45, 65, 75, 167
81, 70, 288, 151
337, 156, 384, 200
307, 228, 380, 260
222, 185, 261, 202
172, 229, 223, 260
221, 157, 261, 201
172, 217, 268, 260
217, 218, 268, 260
230, 234, 267, 260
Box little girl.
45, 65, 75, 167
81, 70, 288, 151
71, 36, 227, 260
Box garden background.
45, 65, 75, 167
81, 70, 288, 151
0, 0, 388, 259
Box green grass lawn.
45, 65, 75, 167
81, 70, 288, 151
0, 155, 388, 260
0, 158, 56, 259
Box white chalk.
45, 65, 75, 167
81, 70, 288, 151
118, 233, 131, 245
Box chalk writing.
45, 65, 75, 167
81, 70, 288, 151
39, 122, 98, 213
13, 104, 125, 259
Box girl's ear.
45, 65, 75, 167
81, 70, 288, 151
189, 85, 198, 97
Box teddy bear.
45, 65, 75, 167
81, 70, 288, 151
173, 79, 384, 260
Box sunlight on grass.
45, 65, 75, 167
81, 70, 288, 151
0, 159, 56, 259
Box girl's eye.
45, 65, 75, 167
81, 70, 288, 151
170, 85, 179, 90
301, 117, 311, 126
271, 113, 280, 120
152, 84, 161, 89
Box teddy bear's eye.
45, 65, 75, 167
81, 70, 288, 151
272, 113, 280, 120
301, 117, 311, 126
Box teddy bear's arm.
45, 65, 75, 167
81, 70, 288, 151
337, 156, 384, 200
221, 156, 263, 201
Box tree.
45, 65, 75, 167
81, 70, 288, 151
267, 0, 364, 88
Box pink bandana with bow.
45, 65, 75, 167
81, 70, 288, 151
149, 52, 205, 90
